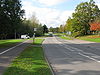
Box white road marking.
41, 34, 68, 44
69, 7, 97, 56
56, 39, 100, 63
0, 40, 29, 55
78, 53, 100, 63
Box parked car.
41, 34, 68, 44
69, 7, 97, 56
21, 35, 30, 39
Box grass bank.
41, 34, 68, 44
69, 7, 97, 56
3, 38, 52, 75
77, 35, 100, 43
33, 38, 44, 45
0, 39, 25, 48
59, 36, 71, 40
54, 33, 72, 40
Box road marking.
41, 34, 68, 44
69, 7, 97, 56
63, 44, 100, 63
55, 37, 100, 63
57, 40, 100, 63
64, 46, 75, 51
78, 52, 100, 63
0, 40, 29, 55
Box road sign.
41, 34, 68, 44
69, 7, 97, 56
34, 28, 37, 31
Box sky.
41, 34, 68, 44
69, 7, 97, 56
21, 0, 100, 28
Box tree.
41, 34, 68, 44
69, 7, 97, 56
72, 0, 100, 35
0, 0, 24, 39
59, 25, 64, 33
64, 0, 100, 37
90, 22, 100, 31
54, 27, 59, 33
36, 24, 44, 36
90, 18, 100, 31
49, 27, 54, 32
29, 14, 44, 36
43, 24, 48, 34
49, 27, 59, 33
20, 15, 44, 37
64, 17, 73, 32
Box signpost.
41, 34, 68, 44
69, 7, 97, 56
33, 28, 37, 42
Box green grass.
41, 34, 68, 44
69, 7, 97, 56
54, 33, 63, 36
0, 39, 26, 48
3, 46, 52, 75
54, 33, 72, 40
33, 38, 44, 45
59, 36, 71, 40
77, 35, 100, 43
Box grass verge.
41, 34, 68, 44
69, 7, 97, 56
77, 35, 100, 43
0, 39, 26, 48
59, 36, 71, 40
33, 38, 44, 45
3, 38, 52, 75
54, 33, 72, 40
3, 46, 52, 75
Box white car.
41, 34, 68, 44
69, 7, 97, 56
21, 35, 30, 39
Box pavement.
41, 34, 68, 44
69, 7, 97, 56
0, 39, 32, 75
43, 36, 100, 75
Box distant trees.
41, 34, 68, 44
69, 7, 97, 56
64, 0, 100, 37
20, 15, 44, 37
49, 27, 54, 32
49, 27, 59, 33
59, 25, 64, 33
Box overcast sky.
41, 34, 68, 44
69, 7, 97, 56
22, 0, 100, 28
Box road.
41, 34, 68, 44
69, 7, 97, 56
0, 40, 32, 75
43, 36, 100, 75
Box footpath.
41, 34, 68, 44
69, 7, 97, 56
0, 40, 32, 75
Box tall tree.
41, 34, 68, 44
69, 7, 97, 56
0, 0, 24, 39
72, 0, 100, 35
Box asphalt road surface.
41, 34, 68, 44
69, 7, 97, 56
0, 39, 32, 75
43, 36, 100, 75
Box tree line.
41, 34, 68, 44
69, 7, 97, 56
57, 0, 100, 37
0, 0, 48, 39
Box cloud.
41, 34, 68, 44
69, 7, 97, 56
94, 0, 100, 9
97, 3, 100, 9
94, 0, 100, 3
36, 0, 67, 6
22, 0, 73, 28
